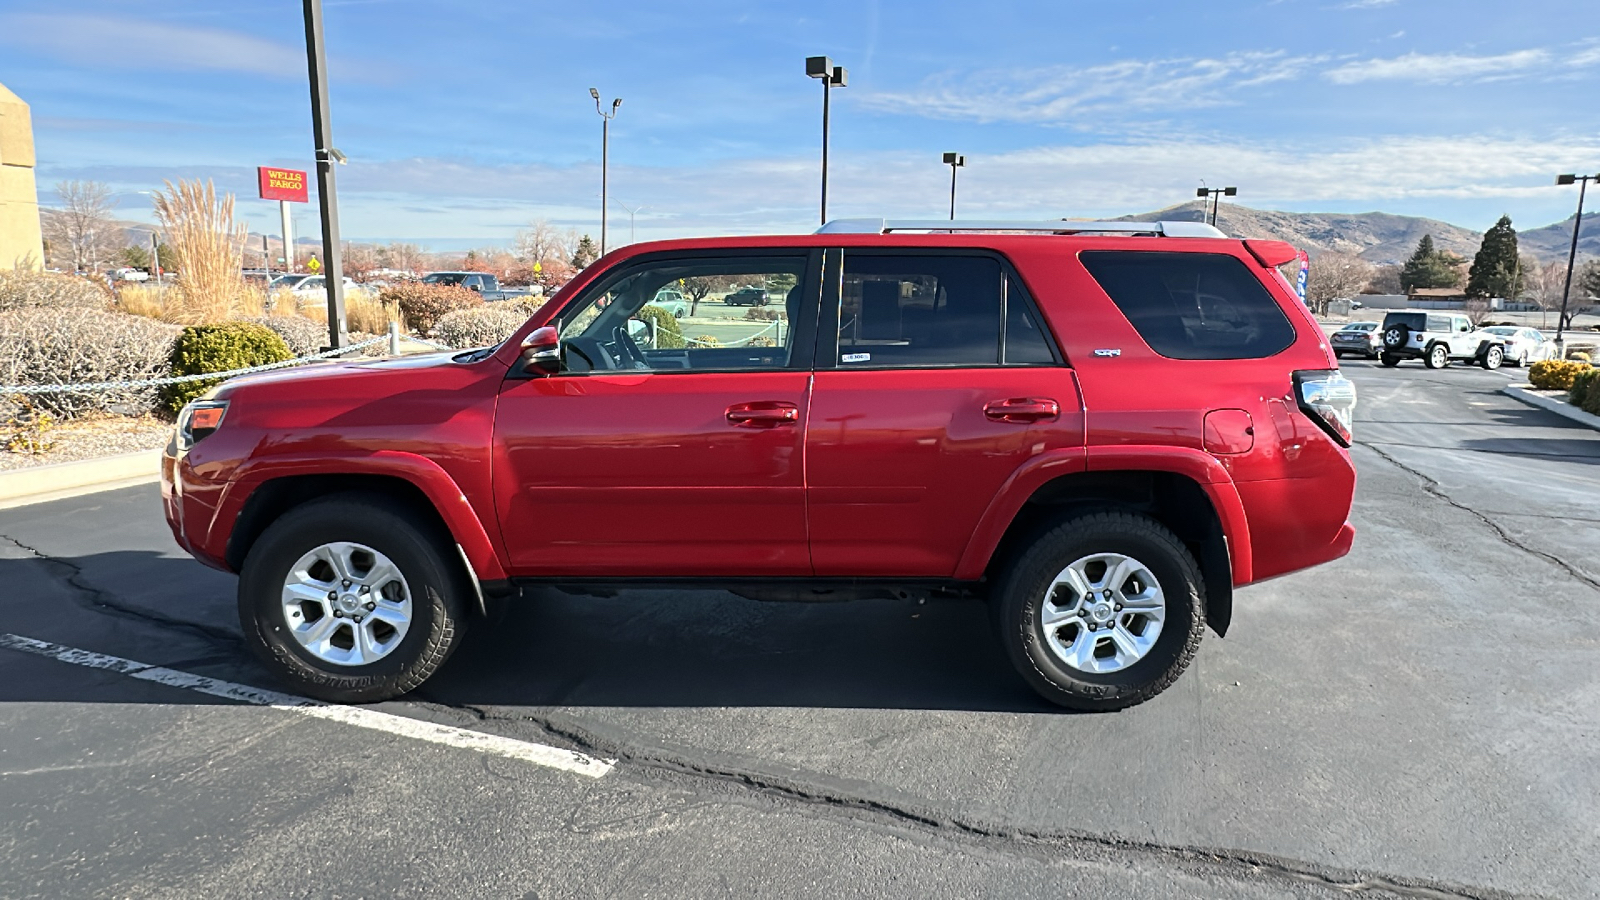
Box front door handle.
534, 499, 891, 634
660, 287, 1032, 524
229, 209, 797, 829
726, 401, 799, 428
983, 397, 1060, 423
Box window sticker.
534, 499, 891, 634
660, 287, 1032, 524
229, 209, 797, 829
842, 352, 872, 363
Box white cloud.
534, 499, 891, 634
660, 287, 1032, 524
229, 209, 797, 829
1341, 0, 1398, 8
1323, 45, 1600, 84
857, 52, 1328, 124
0, 13, 384, 80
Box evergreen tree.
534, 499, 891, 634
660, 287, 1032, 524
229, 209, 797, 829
570, 235, 599, 268
1465, 215, 1522, 299
1400, 235, 1461, 292
1581, 260, 1600, 300
119, 244, 151, 269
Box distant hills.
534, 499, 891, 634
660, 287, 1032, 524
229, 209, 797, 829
1120, 199, 1599, 265
41, 201, 1600, 269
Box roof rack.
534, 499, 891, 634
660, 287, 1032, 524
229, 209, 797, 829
815, 218, 1227, 238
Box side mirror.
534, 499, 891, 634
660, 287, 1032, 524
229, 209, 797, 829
519, 326, 560, 375
469, 283, 483, 292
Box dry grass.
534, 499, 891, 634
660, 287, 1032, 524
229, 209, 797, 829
293, 292, 393, 335
114, 282, 264, 323
151, 179, 248, 323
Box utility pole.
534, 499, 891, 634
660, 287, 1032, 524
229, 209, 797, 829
302, 0, 348, 350
806, 57, 848, 226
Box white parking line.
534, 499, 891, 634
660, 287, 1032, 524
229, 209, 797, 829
0, 633, 614, 779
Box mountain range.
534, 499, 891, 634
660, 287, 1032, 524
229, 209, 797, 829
40, 202, 1600, 269
1120, 200, 1599, 265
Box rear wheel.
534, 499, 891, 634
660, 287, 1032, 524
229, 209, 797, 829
1480, 345, 1504, 370
238, 493, 468, 703
1424, 343, 1449, 369
992, 512, 1205, 711
1380, 353, 1401, 367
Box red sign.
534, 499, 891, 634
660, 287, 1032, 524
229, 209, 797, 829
258, 166, 308, 203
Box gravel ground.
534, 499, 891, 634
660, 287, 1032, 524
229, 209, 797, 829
0, 415, 171, 470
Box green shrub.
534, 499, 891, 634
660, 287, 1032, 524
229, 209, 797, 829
162, 322, 293, 412
0, 270, 107, 313
1570, 368, 1599, 409
380, 283, 482, 334
744, 307, 782, 321
1528, 359, 1591, 392
1583, 374, 1600, 416
634, 304, 685, 349
0, 308, 179, 418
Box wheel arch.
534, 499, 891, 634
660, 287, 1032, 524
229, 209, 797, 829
963, 462, 1243, 637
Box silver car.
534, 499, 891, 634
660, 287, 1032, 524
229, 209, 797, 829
1482, 326, 1554, 366
1330, 320, 1382, 359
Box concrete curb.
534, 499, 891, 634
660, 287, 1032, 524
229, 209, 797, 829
1502, 384, 1600, 432
0, 449, 161, 511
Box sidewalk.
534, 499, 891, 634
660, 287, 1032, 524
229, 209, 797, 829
1502, 383, 1600, 432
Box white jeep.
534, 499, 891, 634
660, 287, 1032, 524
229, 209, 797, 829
1378, 311, 1506, 370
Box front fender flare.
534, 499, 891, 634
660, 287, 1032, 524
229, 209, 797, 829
210, 450, 508, 582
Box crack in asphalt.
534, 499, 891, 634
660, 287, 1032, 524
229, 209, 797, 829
0, 532, 242, 648
406, 697, 1535, 900
0, 533, 1555, 898
1353, 442, 1600, 592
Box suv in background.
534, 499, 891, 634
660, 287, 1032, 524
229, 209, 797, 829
162, 218, 1357, 712
1379, 311, 1506, 369
723, 286, 769, 306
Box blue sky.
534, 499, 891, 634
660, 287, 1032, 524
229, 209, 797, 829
3, 0, 1598, 251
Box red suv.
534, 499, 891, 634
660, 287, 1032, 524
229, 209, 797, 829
162, 219, 1357, 711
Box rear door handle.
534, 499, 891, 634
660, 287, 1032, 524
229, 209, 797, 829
726, 401, 799, 428
983, 397, 1060, 423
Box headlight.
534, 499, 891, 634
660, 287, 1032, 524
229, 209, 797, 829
1293, 370, 1356, 447
176, 400, 228, 450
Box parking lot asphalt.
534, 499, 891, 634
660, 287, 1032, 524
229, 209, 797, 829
2, 356, 1597, 899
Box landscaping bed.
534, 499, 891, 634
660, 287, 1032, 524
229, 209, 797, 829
1, 414, 171, 471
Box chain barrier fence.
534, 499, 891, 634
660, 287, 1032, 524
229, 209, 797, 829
0, 335, 390, 397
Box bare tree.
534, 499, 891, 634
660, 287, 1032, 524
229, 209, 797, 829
513, 219, 572, 265
1305, 252, 1374, 316
377, 242, 426, 274
44, 181, 120, 274
1367, 263, 1403, 295
1462, 295, 1492, 326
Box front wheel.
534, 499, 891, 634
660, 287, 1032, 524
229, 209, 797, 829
992, 512, 1205, 711
1480, 345, 1504, 370
238, 493, 469, 703
1424, 343, 1449, 369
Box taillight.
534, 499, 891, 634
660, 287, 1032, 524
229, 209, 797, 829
177, 400, 228, 450
1293, 370, 1356, 447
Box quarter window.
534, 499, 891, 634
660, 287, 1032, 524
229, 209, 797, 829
1080, 251, 1296, 360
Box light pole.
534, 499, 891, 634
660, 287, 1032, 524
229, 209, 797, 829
610, 197, 645, 245
590, 88, 622, 257
806, 56, 848, 226
1196, 186, 1237, 226
942, 152, 965, 220
1555, 173, 1597, 352
302, 0, 350, 350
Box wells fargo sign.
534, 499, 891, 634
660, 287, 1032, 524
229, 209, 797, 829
258, 166, 308, 203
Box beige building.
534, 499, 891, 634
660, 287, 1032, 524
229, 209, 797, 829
0, 81, 44, 270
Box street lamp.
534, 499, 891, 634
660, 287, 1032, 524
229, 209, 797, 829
1196, 186, 1237, 226
590, 88, 622, 257
806, 56, 848, 226
1554, 173, 1598, 352
610, 197, 645, 245
942, 152, 965, 220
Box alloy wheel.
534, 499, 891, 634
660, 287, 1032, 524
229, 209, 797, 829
281, 541, 413, 667
1038, 553, 1166, 674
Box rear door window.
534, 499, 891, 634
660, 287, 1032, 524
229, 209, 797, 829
838, 255, 1002, 367
1426, 315, 1451, 333
1079, 251, 1295, 360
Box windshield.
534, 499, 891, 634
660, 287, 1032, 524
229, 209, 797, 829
268, 274, 306, 289
1340, 322, 1378, 332
422, 273, 467, 286
1485, 327, 1518, 336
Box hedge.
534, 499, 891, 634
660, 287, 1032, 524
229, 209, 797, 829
161, 322, 294, 412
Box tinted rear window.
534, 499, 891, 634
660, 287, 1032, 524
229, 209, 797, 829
1383, 312, 1426, 331
1079, 251, 1296, 360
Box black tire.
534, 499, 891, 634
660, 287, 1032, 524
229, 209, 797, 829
1424, 343, 1449, 369
238, 492, 468, 703
1380, 353, 1401, 367
1480, 345, 1504, 370
1382, 324, 1410, 350
991, 511, 1205, 712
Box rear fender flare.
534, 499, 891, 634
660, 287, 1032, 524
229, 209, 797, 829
213, 450, 508, 582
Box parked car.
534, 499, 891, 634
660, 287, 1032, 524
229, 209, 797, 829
109, 266, 149, 283
1378, 311, 1507, 369
1330, 321, 1381, 359
723, 286, 769, 306
268, 273, 317, 292
421, 271, 533, 303
290, 276, 364, 304
1481, 326, 1555, 366
162, 217, 1357, 712
647, 288, 689, 318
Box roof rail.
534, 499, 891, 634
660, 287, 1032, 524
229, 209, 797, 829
815, 218, 1227, 238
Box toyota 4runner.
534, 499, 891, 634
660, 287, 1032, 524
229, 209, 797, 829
1378, 310, 1507, 369
163, 218, 1358, 711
